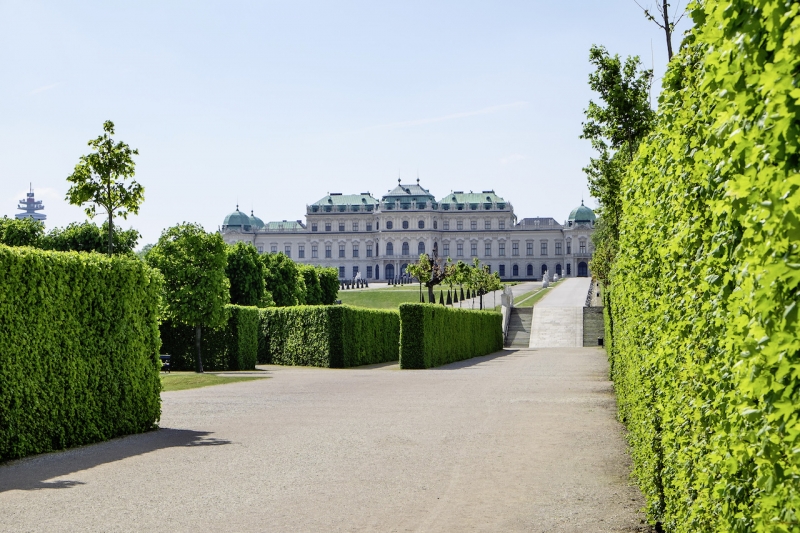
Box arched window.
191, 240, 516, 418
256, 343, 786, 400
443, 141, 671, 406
527, 264, 533, 276
375, 265, 380, 279
433, 241, 438, 255
433, 220, 438, 229
512, 264, 519, 276
578, 262, 588, 277
386, 221, 393, 229
418, 220, 424, 229
418, 242, 425, 255
402, 242, 410, 255
541, 264, 548, 275
556, 264, 562, 276
385, 264, 395, 279
386, 242, 394, 256
566, 263, 571, 276
402, 221, 409, 229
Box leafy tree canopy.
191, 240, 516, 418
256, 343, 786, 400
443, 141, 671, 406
298, 264, 322, 305
43, 221, 139, 255
0, 216, 44, 247
261, 252, 306, 307
317, 267, 339, 305
226, 242, 270, 307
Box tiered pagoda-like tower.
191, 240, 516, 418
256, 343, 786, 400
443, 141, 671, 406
16, 184, 46, 221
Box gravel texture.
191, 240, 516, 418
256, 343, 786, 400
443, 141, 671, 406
0, 347, 652, 532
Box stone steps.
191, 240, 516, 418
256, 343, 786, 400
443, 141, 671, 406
506, 308, 533, 348
529, 306, 583, 348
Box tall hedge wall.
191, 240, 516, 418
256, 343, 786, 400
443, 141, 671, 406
607, 2, 800, 531
258, 305, 399, 367
399, 304, 502, 369
0, 246, 162, 461
160, 304, 259, 371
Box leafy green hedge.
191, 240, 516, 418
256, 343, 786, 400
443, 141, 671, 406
160, 305, 258, 371
258, 305, 399, 367
399, 304, 502, 369
0, 245, 162, 461
607, 2, 800, 531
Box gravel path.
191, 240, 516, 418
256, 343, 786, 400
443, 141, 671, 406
0, 347, 651, 532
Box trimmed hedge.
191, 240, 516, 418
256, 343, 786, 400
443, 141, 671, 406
160, 305, 259, 371
0, 245, 162, 461
607, 2, 800, 531
258, 305, 399, 367
399, 304, 502, 369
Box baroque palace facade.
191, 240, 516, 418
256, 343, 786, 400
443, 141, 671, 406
220, 180, 596, 281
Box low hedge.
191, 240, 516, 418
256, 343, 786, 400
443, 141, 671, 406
258, 305, 399, 367
160, 304, 259, 371
0, 245, 162, 461
399, 304, 502, 369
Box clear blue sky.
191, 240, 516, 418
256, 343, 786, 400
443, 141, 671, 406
0, 1, 690, 247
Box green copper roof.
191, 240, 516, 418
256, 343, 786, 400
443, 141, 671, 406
265, 220, 304, 230
382, 182, 435, 201
568, 202, 596, 223
438, 190, 507, 205
249, 211, 265, 229
311, 193, 379, 206
223, 208, 251, 227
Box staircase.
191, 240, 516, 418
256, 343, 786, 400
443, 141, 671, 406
529, 306, 584, 348
505, 308, 533, 348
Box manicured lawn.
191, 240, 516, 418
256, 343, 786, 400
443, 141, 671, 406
338, 286, 424, 309
161, 372, 267, 392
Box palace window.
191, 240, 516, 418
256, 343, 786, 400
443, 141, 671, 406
512, 264, 519, 276
433, 220, 438, 229
527, 242, 533, 256
366, 223, 372, 231
541, 242, 548, 256
443, 220, 450, 230
402, 221, 409, 229
512, 242, 519, 256
402, 242, 409, 255
499, 264, 505, 277
325, 223, 331, 232
366, 244, 373, 257
312, 223, 318, 232
527, 264, 533, 276
386, 242, 394, 256
386, 221, 393, 229
271, 245, 278, 253
443, 243, 450, 256
457, 243, 464, 257
485, 220, 491, 230
298, 245, 305, 259
339, 244, 345, 258
579, 240, 587, 254
555, 242, 562, 255
567, 241, 571, 254
285, 245, 291, 258
499, 242, 505, 256
339, 223, 345, 232
367, 266, 373, 278
352, 222, 359, 231
485, 242, 492, 256
312, 245, 318, 259
471, 242, 478, 256
418, 242, 425, 255
257, 245, 263, 253
352, 245, 359, 258
353, 266, 359, 278
418, 220, 424, 229
325, 245, 332, 258
457, 220, 463, 230
470, 220, 477, 231
339, 266, 345, 278
499, 220, 505, 230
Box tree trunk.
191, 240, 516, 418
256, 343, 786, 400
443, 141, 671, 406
108, 211, 113, 256
195, 325, 204, 373
427, 285, 435, 305
662, 0, 673, 60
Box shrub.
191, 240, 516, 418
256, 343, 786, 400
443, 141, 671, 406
299, 264, 322, 305
226, 242, 267, 306
160, 305, 259, 371
317, 267, 339, 305
0, 245, 162, 461
258, 305, 399, 367
399, 304, 502, 369
606, 2, 800, 530
261, 252, 305, 307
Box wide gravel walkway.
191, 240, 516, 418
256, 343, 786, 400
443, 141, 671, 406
0, 347, 650, 532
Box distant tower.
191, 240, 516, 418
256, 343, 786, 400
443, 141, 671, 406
15, 184, 46, 221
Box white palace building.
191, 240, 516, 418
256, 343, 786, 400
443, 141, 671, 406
220, 179, 596, 281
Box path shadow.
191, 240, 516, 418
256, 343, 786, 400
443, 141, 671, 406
430, 349, 517, 370
0, 428, 230, 493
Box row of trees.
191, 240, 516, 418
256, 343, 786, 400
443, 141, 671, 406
0, 217, 140, 254
406, 253, 503, 310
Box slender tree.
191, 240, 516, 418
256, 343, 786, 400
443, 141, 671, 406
66, 121, 143, 255
226, 242, 268, 306
406, 250, 451, 304
633, 1, 686, 61
146, 223, 229, 373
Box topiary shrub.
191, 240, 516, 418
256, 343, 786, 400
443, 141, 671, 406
0, 245, 162, 461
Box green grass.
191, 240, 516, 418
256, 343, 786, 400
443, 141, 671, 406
338, 286, 425, 309
161, 372, 266, 392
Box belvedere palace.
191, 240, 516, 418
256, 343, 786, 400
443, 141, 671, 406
220, 180, 596, 281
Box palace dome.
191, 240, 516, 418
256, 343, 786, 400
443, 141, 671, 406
568, 201, 596, 224
249, 211, 265, 229
223, 208, 251, 227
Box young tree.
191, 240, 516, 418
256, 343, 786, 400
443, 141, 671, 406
298, 264, 322, 305
226, 242, 268, 306
0, 216, 44, 247
469, 258, 502, 310
146, 223, 229, 373
66, 120, 143, 255
633, 1, 686, 60
261, 252, 306, 307
317, 267, 340, 305
581, 45, 654, 284
406, 250, 450, 304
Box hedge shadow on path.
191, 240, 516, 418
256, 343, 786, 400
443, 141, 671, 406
0, 428, 230, 492
429, 349, 516, 370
